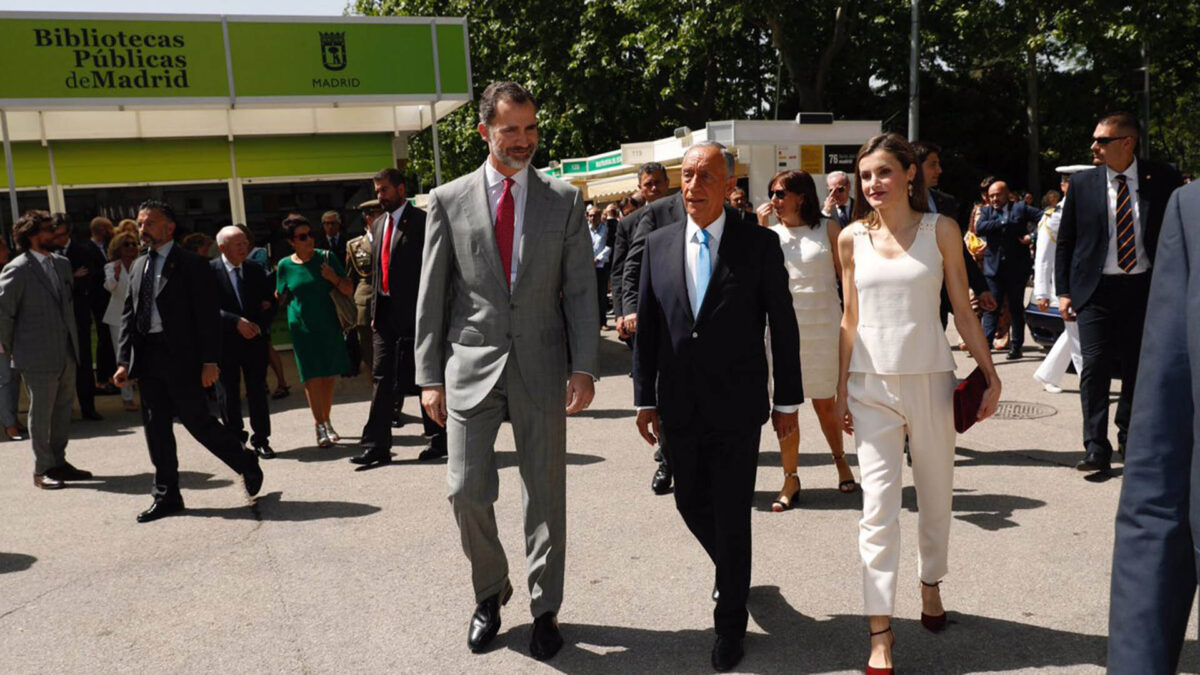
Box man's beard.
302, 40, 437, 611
490, 136, 536, 171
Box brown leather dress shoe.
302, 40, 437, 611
34, 473, 64, 490
6, 425, 25, 441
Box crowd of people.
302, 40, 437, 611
0, 80, 1195, 673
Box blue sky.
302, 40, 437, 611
3, 0, 352, 16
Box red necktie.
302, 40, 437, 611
495, 177, 515, 287
380, 213, 394, 294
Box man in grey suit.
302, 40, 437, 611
0, 210, 92, 490
416, 81, 598, 661
1108, 181, 1199, 673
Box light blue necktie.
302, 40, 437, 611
694, 228, 712, 316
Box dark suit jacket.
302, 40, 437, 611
826, 199, 854, 228
609, 207, 642, 318
1055, 160, 1184, 310
370, 204, 428, 337
317, 233, 348, 264
622, 193, 756, 316
1107, 182, 1198, 673
975, 202, 1043, 277
633, 208, 804, 431
65, 238, 106, 304
210, 258, 274, 357
119, 244, 222, 379
929, 190, 989, 308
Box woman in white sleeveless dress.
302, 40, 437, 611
756, 170, 857, 512
834, 134, 1001, 674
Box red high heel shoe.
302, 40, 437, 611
866, 626, 895, 674
921, 580, 947, 632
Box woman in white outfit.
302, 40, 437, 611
1032, 172, 1084, 393
834, 133, 1001, 674
756, 169, 857, 511
102, 231, 139, 411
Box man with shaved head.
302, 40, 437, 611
975, 178, 1043, 360
212, 225, 276, 458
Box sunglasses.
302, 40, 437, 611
1093, 136, 1130, 145
120, 241, 137, 248
291, 232, 312, 242
768, 189, 789, 200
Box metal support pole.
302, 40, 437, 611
908, 0, 920, 141
1141, 39, 1150, 160
1, 109, 19, 237
429, 103, 443, 187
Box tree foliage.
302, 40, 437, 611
353, 0, 1200, 200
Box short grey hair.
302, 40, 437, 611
215, 225, 245, 246
684, 141, 735, 177
827, 170, 850, 185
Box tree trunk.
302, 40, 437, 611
767, 4, 853, 113
1025, 16, 1040, 197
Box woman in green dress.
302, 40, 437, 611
275, 215, 353, 447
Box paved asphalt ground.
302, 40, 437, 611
2, 329, 1197, 674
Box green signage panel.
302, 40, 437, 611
587, 151, 623, 172
0, 17, 229, 101
227, 21, 437, 99
436, 23, 469, 95
54, 138, 230, 184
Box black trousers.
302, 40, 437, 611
595, 266, 610, 325
91, 293, 115, 386
664, 422, 761, 638
982, 266, 1030, 351
138, 335, 253, 494
1075, 273, 1151, 460
218, 337, 271, 448
360, 298, 443, 451
73, 297, 96, 414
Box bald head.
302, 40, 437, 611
216, 225, 250, 266
986, 180, 1011, 209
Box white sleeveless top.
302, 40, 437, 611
849, 212, 956, 375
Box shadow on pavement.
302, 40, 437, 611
753, 486, 1046, 530
183, 491, 381, 521
956, 446, 1090, 469
759, 450, 859, 469
79, 471, 234, 495
514, 584, 1158, 674
496, 451, 605, 469
575, 408, 635, 420
0, 552, 37, 574
595, 337, 633, 379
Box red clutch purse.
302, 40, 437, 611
953, 367, 988, 433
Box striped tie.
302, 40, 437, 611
1114, 175, 1137, 272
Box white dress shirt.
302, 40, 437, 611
1103, 159, 1149, 275
589, 222, 610, 268
378, 201, 407, 297
221, 255, 244, 308
144, 241, 173, 334
484, 160, 529, 287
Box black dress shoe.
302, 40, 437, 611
1075, 452, 1112, 474
391, 414, 405, 429
651, 463, 672, 495
417, 442, 448, 461
34, 473, 64, 490
350, 447, 392, 466
712, 583, 719, 603
81, 410, 104, 421
47, 462, 93, 481
254, 444, 276, 459
1118, 441, 1127, 459
1005, 350, 1022, 361
468, 579, 513, 653
529, 612, 564, 661
137, 496, 185, 523
243, 461, 264, 497
711, 635, 744, 672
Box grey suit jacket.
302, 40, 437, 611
415, 164, 599, 411
1108, 181, 1200, 674
0, 251, 79, 373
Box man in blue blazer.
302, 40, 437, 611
1055, 112, 1184, 475
975, 178, 1043, 360
633, 141, 803, 672
1107, 180, 1199, 672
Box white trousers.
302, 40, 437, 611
848, 371, 956, 615
1033, 322, 1082, 389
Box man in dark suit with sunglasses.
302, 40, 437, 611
1055, 112, 1183, 476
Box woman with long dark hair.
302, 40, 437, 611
834, 133, 1000, 673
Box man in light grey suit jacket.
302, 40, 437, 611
1108, 180, 1200, 673
416, 82, 598, 661
0, 210, 91, 490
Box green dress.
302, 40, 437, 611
276, 251, 351, 382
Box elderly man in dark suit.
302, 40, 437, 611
63, 216, 105, 420
212, 225, 276, 459
1056, 112, 1184, 475
0, 211, 92, 490
975, 178, 1043, 360
634, 142, 803, 671
1107, 180, 1198, 672
112, 200, 263, 523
